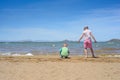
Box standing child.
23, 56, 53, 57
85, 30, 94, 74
78, 26, 97, 58
59, 43, 70, 58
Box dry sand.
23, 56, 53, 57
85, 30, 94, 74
0, 55, 120, 80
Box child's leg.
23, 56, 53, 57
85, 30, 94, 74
84, 40, 89, 58
84, 48, 88, 58
90, 48, 95, 58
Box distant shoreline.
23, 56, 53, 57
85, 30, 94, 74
0, 38, 120, 43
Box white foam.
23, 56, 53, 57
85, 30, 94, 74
1, 52, 11, 56
52, 44, 56, 47
107, 55, 120, 57
114, 55, 120, 57
12, 53, 21, 56
25, 53, 33, 56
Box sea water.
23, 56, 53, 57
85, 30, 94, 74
0, 41, 120, 56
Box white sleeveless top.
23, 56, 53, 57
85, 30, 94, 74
83, 29, 91, 40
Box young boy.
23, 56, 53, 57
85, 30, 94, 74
59, 43, 70, 58
78, 26, 97, 58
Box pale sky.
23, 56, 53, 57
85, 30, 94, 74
0, 0, 120, 41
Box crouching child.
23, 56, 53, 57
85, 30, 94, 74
59, 43, 70, 59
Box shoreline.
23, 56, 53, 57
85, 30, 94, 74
0, 54, 120, 63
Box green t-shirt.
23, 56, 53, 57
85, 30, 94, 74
60, 47, 69, 56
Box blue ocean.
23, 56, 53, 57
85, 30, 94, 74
0, 41, 120, 56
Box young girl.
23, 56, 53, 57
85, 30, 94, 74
78, 26, 97, 58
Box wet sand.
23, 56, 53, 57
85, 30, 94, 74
0, 55, 120, 80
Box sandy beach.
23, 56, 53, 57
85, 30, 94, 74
0, 55, 120, 80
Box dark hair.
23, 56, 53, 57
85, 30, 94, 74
84, 26, 89, 30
